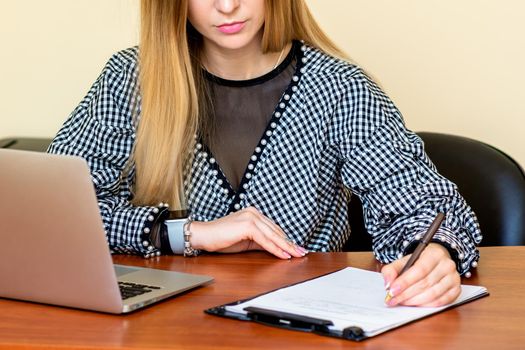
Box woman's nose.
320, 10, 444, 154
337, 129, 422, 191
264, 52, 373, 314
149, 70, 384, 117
214, 0, 240, 14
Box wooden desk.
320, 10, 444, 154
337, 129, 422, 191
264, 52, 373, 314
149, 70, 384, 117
0, 246, 524, 349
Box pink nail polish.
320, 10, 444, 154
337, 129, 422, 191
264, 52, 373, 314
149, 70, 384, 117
295, 246, 308, 256
389, 286, 400, 297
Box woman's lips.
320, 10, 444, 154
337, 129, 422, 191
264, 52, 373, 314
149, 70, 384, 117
217, 21, 246, 34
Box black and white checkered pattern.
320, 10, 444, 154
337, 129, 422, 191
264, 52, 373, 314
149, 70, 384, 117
48, 42, 482, 274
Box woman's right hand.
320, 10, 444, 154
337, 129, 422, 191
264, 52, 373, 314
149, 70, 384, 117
189, 206, 308, 259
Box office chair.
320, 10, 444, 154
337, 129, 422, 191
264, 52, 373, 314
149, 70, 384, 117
0, 137, 52, 152
344, 132, 525, 251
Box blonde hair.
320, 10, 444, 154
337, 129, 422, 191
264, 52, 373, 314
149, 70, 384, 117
133, 0, 347, 209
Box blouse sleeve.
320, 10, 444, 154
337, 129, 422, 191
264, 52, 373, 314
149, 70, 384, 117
47, 49, 167, 258
334, 70, 482, 275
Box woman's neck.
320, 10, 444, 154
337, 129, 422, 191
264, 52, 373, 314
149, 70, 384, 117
201, 36, 290, 80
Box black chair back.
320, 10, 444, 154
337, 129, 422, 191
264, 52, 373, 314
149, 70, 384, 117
344, 132, 525, 251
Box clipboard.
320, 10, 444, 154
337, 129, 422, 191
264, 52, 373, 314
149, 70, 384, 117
204, 267, 488, 341
206, 303, 368, 341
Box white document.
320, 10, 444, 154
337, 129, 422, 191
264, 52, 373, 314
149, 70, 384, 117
226, 267, 488, 338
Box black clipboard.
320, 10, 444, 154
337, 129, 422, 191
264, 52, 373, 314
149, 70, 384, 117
206, 303, 367, 341
204, 268, 369, 341
204, 268, 489, 342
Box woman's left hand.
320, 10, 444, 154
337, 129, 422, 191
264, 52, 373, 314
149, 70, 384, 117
381, 243, 461, 307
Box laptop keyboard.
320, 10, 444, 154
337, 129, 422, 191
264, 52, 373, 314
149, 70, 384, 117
118, 282, 162, 300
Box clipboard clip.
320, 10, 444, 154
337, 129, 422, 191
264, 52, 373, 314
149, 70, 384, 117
243, 307, 365, 340
244, 306, 332, 332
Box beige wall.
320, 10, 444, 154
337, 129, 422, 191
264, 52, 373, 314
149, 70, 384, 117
306, 0, 525, 168
1, 0, 524, 167
0, 0, 140, 136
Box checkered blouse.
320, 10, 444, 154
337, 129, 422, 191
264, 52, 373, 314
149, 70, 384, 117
48, 42, 482, 275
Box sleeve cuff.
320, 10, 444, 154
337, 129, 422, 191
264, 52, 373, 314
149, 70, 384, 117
137, 203, 170, 258
402, 226, 480, 276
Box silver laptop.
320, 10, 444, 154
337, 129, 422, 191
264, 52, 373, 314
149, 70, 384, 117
0, 149, 213, 313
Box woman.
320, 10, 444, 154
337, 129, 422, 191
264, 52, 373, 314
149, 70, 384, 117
48, 0, 482, 307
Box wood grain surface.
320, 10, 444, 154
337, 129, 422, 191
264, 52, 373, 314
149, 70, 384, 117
0, 247, 524, 350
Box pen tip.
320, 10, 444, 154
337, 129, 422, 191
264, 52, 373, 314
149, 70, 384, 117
385, 291, 393, 304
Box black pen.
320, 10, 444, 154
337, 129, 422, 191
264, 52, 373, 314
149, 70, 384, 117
385, 212, 446, 303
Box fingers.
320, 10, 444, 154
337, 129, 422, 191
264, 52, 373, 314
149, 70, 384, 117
381, 254, 410, 289
246, 208, 307, 259
386, 253, 441, 300
402, 273, 461, 307
384, 244, 460, 307
194, 206, 308, 260
418, 285, 462, 307
390, 259, 460, 306
256, 210, 288, 238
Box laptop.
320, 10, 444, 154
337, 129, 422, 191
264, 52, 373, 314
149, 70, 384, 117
0, 149, 213, 313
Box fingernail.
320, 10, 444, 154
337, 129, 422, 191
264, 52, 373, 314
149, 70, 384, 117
294, 246, 305, 256
296, 246, 308, 255
389, 285, 400, 298
384, 281, 391, 290
283, 251, 292, 259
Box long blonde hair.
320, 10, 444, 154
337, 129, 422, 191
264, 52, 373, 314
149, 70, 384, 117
133, 0, 347, 209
